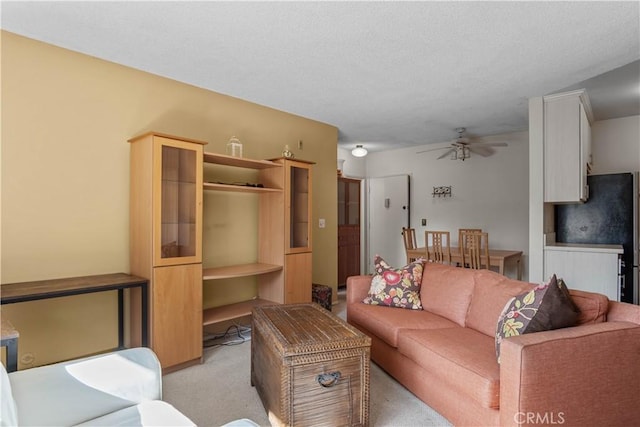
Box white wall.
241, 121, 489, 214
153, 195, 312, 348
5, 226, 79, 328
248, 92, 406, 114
364, 131, 530, 280
591, 115, 640, 174
528, 97, 545, 282
338, 148, 367, 178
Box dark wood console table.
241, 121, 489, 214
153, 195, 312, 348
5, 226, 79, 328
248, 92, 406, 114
1, 273, 148, 352
1, 319, 19, 372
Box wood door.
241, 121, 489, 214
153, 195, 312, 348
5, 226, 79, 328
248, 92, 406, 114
338, 177, 361, 285
152, 263, 203, 369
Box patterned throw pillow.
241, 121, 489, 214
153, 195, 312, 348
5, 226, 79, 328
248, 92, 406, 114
362, 255, 425, 310
495, 274, 581, 362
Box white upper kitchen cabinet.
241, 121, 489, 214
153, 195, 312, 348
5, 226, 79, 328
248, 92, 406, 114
543, 89, 593, 203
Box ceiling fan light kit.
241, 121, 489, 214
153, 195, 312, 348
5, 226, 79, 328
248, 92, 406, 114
451, 145, 470, 161
351, 144, 368, 157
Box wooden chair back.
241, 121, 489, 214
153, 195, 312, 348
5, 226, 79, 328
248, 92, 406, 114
458, 228, 482, 247
460, 231, 490, 270
402, 227, 418, 263
425, 230, 451, 264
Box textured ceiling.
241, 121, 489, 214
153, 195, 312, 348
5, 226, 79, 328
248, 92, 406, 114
2, 1, 639, 153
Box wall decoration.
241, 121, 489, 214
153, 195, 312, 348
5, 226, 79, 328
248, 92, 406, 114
432, 186, 452, 198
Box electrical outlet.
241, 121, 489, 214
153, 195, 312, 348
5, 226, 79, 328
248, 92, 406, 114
421, 218, 427, 226
20, 352, 35, 366
318, 218, 326, 228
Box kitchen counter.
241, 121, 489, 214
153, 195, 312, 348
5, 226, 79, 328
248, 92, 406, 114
544, 243, 624, 254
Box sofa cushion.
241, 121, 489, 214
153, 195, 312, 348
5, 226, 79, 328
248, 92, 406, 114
569, 288, 609, 324
348, 302, 460, 347
9, 348, 162, 426
1, 363, 18, 427
363, 255, 424, 310
495, 275, 581, 361
420, 264, 477, 326
74, 400, 195, 426
397, 328, 501, 409
465, 270, 534, 336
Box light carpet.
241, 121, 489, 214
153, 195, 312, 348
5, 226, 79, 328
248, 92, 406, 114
163, 291, 451, 426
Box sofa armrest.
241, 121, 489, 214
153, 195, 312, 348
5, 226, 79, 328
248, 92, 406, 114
499, 322, 640, 427
9, 347, 163, 426
346, 275, 372, 304
607, 300, 640, 324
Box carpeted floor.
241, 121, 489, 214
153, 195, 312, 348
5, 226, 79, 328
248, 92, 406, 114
163, 289, 451, 426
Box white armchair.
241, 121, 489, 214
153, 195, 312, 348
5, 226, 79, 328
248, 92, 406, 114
1, 347, 195, 426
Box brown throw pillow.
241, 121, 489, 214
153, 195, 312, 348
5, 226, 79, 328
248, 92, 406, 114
495, 274, 580, 362
362, 255, 425, 310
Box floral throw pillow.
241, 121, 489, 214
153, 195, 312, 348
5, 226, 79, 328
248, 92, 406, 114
495, 274, 581, 362
362, 255, 425, 310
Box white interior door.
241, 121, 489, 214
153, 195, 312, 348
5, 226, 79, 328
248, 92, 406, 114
367, 175, 410, 272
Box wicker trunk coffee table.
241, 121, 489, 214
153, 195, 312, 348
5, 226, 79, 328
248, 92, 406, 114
251, 303, 371, 427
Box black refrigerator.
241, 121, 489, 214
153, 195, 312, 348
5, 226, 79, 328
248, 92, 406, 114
555, 172, 639, 304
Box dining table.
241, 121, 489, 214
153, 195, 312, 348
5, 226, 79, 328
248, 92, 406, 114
407, 246, 523, 280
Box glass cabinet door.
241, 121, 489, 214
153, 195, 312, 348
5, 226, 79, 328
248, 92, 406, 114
154, 137, 203, 266
338, 179, 346, 226
286, 160, 312, 253
339, 178, 360, 226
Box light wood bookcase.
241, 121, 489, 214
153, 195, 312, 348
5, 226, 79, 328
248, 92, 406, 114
129, 134, 314, 368
129, 132, 205, 372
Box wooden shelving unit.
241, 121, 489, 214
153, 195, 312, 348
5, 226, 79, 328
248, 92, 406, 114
202, 152, 285, 328
201, 153, 314, 328
203, 182, 282, 193
203, 152, 282, 169
128, 132, 206, 372
202, 298, 276, 326
203, 263, 282, 280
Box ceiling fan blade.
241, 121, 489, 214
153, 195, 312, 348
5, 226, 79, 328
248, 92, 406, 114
416, 146, 450, 154
470, 142, 508, 147
437, 148, 456, 159
468, 146, 495, 157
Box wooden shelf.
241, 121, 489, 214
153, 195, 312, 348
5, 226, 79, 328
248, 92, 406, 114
203, 263, 282, 280
203, 152, 282, 169
203, 182, 282, 193
202, 298, 277, 326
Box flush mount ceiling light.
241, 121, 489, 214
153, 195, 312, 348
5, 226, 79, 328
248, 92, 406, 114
351, 145, 368, 157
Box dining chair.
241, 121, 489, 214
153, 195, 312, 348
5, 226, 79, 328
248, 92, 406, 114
460, 231, 490, 270
457, 228, 482, 267
425, 230, 451, 264
458, 228, 482, 247
402, 227, 418, 263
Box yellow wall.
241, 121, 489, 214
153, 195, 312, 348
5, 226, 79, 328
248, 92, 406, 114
1, 31, 338, 367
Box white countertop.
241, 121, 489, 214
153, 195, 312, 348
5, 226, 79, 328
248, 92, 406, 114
544, 242, 624, 254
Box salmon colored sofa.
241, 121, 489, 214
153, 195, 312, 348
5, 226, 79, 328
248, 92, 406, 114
346, 263, 640, 427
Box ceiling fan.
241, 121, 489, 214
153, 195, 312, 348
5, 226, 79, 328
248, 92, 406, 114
417, 127, 508, 161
